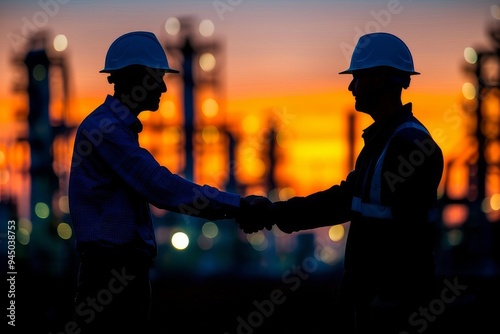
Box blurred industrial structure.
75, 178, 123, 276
5, 30, 74, 276
436, 23, 500, 278
1, 16, 499, 334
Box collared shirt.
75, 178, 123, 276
68, 95, 241, 258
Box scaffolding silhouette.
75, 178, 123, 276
437, 24, 500, 277
6, 30, 74, 277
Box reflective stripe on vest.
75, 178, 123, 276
351, 121, 435, 220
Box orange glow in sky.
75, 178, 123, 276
1, 0, 499, 216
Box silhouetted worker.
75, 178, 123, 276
68, 31, 269, 333
237, 32, 444, 334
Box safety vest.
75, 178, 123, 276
351, 121, 438, 221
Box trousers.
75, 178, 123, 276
73, 249, 153, 334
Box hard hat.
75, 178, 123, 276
100, 31, 179, 73
339, 32, 419, 75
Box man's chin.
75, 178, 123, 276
145, 103, 160, 112
354, 101, 367, 112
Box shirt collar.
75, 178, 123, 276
362, 103, 413, 141
104, 95, 143, 133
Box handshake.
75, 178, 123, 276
235, 195, 275, 234
235, 195, 299, 234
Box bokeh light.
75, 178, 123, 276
19, 218, 32, 234
34, 202, 50, 219
171, 231, 189, 250
199, 19, 215, 37
17, 228, 30, 245
462, 82, 476, 100
464, 47, 477, 64
247, 232, 268, 251
165, 17, 181, 36
58, 195, 69, 214
482, 194, 500, 213
318, 246, 339, 264
491, 193, 500, 211
328, 225, 345, 242
202, 222, 219, 239
53, 34, 68, 52
278, 187, 296, 200
56, 223, 72, 240
199, 52, 216, 72
491, 4, 500, 20
442, 204, 468, 227
244, 157, 266, 178
159, 100, 177, 119
201, 98, 219, 118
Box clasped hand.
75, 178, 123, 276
236, 195, 274, 233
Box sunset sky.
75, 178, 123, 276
1, 0, 499, 205
3, 5, 500, 329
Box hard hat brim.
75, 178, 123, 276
99, 67, 180, 74
338, 68, 420, 75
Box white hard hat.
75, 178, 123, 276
100, 31, 179, 73
339, 32, 419, 75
